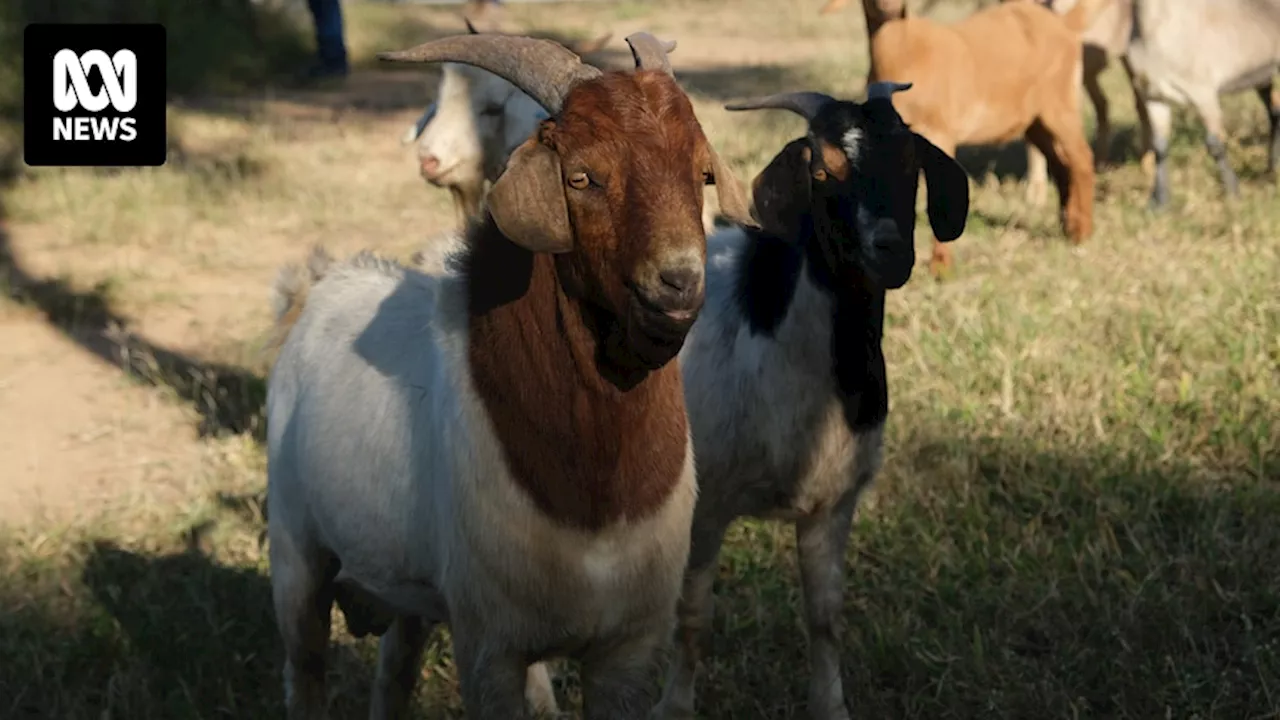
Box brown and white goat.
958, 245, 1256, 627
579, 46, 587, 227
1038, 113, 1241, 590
265, 32, 753, 720
860, 0, 1106, 276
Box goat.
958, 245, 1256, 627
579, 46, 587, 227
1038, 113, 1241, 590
1123, 0, 1280, 208
399, 15, 611, 224
265, 31, 754, 720
859, 0, 1105, 277
651, 84, 971, 720
1007, 0, 1149, 206
401, 15, 726, 238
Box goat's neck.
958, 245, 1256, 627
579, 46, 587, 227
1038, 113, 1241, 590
465, 221, 689, 532
737, 228, 889, 432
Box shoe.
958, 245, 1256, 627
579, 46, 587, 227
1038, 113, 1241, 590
297, 61, 349, 85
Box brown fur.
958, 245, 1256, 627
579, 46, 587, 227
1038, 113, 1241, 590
466, 71, 720, 531
861, 0, 1105, 276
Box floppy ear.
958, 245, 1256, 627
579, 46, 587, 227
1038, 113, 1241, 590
707, 144, 758, 229
751, 138, 814, 241
914, 133, 969, 242
487, 134, 575, 253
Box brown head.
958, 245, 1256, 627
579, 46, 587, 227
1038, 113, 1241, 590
382, 31, 752, 369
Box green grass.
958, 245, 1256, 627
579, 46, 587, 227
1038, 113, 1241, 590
2, 0, 1279, 718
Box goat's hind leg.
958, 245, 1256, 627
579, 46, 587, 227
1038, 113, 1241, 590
270, 531, 337, 720
1188, 90, 1239, 197
1025, 115, 1094, 243
525, 662, 560, 716
1259, 81, 1280, 180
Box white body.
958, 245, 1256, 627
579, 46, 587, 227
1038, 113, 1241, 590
267, 253, 696, 714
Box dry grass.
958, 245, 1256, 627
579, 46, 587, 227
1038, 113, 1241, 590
1, 0, 1278, 718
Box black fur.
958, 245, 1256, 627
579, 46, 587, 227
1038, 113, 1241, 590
734, 221, 890, 432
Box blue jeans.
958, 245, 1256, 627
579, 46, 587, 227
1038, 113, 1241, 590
308, 0, 348, 70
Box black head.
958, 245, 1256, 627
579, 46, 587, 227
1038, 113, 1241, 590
726, 82, 969, 290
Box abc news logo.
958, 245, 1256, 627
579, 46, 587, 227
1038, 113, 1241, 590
25, 24, 166, 167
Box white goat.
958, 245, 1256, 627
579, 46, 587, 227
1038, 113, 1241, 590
400, 19, 722, 235
266, 31, 753, 720
652, 86, 971, 720
1124, 0, 1280, 207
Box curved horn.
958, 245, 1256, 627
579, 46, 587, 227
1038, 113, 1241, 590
866, 80, 912, 101
625, 32, 676, 76
724, 91, 836, 122
378, 35, 602, 116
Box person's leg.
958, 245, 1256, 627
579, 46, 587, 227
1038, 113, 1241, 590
307, 0, 348, 75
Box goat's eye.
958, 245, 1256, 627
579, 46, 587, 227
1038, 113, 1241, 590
480, 106, 504, 118
567, 172, 590, 190
812, 168, 828, 182
703, 170, 715, 186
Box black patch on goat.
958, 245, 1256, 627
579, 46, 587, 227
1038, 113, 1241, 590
733, 224, 889, 432
734, 227, 806, 336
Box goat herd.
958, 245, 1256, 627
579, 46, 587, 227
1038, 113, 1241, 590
259, 0, 1280, 718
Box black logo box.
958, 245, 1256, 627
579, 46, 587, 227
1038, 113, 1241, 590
24, 24, 167, 168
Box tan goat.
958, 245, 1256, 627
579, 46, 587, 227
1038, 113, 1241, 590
858, 0, 1107, 277
1009, 0, 1153, 206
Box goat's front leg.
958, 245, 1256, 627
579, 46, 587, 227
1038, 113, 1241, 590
651, 521, 731, 720
452, 631, 532, 720
369, 615, 433, 720
796, 492, 860, 720
580, 628, 668, 720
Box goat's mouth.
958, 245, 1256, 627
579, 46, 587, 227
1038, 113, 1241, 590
624, 289, 702, 368
418, 160, 464, 185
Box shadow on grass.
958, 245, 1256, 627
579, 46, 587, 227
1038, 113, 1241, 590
0, 537, 384, 719
695, 436, 1280, 718
1, 434, 1276, 717
0, 151, 268, 440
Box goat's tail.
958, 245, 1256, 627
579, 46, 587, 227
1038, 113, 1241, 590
266, 245, 333, 356
1061, 0, 1108, 33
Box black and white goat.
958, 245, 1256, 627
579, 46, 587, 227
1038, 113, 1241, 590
652, 83, 971, 720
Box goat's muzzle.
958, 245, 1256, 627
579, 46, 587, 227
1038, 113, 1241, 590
862, 217, 914, 290
625, 256, 706, 368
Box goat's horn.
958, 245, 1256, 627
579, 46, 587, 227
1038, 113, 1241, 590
724, 91, 836, 121
866, 81, 912, 100
378, 35, 602, 116
625, 32, 676, 76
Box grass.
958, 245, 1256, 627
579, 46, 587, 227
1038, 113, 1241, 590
1, 0, 1279, 717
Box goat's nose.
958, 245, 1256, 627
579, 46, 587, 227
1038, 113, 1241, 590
660, 266, 701, 296
868, 218, 902, 252
420, 155, 441, 177
638, 259, 705, 321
